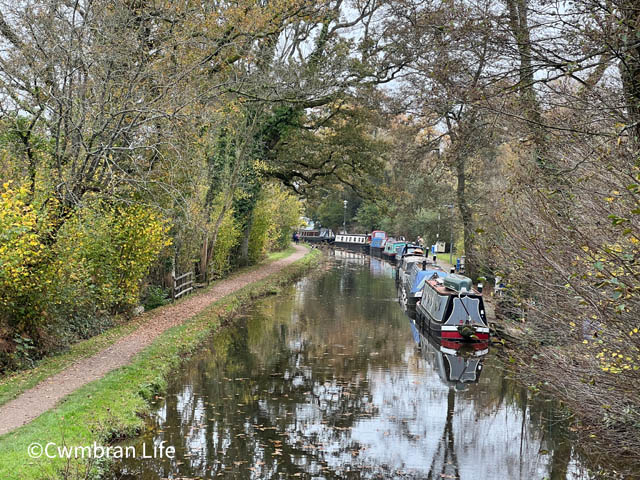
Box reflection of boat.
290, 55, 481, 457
369, 230, 388, 257
369, 255, 394, 278
332, 248, 368, 263
416, 273, 489, 341
410, 318, 488, 386
333, 233, 369, 253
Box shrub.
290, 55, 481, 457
142, 285, 170, 311
209, 196, 242, 279
248, 184, 302, 262
55, 202, 172, 313
0, 182, 48, 333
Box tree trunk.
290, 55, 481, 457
505, 0, 544, 149
455, 153, 475, 277
199, 234, 208, 283
620, 0, 640, 144
239, 214, 254, 267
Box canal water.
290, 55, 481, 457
109, 252, 595, 479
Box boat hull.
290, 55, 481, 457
333, 241, 368, 253
303, 237, 334, 245
415, 302, 489, 342
381, 252, 397, 263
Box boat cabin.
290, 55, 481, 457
298, 228, 335, 243
417, 273, 489, 341
369, 230, 388, 256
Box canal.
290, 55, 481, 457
109, 252, 595, 479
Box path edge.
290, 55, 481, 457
0, 246, 299, 408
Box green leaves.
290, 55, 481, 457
608, 214, 629, 226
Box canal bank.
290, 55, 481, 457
105, 252, 608, 480
0, 246, 320, 480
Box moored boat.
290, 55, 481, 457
369, 230, 388, 257
382, 240, 407, 264
391, 241, 407, 263
333, 233, 369, 253
416, 273, 489, 341
396, 251, 429, 288
401, 261, 446, 307
398, 243, 425, 259
381, 238, 397, 261
298, 228, 335, 245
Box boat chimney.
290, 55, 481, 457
422, 260, 427, 270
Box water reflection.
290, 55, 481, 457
109, 255, 594, 480
410, 320, 488, 388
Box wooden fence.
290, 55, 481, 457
173, 271, 194, 300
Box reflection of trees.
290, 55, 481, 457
427, 389, 460, 480
112, 258, 588, 480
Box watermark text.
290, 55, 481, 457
27, 441, 175, 460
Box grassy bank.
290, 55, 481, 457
0, 248, 321, 480
0, 246, 297, 408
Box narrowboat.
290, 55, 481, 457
392, 241, 408, 263
369, 230, 388, 257
401, 262, 447, 308
381, 238, 397, 261
333, 233, 369, 253
298, 228, 335, 244
416, 273, 489, 341
396, 252, 429, 287
397, 243, 426, 261
382, 240, 408, 264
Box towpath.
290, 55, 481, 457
0, 244, 308, 436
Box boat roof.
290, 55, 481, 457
403, 255, 428, 265
412, 269, 448, 293
371, 237, 386, 247
426, 278, 482, 296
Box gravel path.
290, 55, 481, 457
0, 245, 308, 436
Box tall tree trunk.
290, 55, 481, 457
505, 0, 544, 150
619, 0, 640, 144
455, 153, 475, 276
200, 118, 255, 279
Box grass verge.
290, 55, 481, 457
0, 248, 321, 480
0, 246, 299, 408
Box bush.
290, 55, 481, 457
0, 182, 48, 333
209, 196, 242, 279
142, 285, 170, 311
54, 202, 171, 313
0, 192, 172, 370
248, 184, 302, 262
